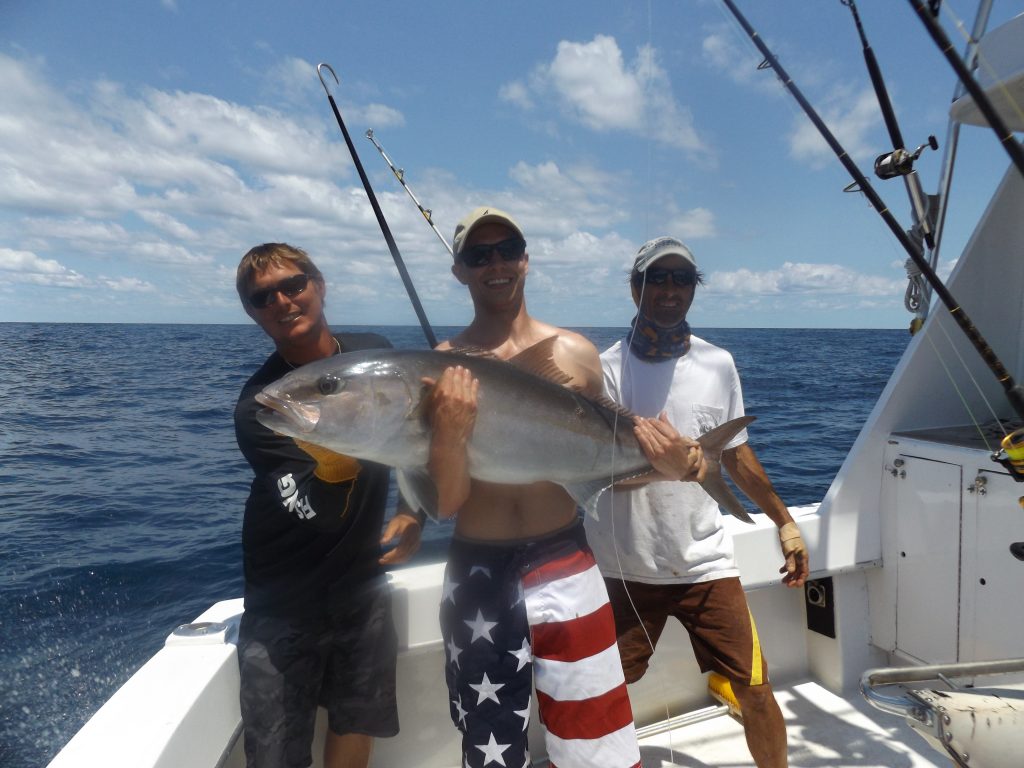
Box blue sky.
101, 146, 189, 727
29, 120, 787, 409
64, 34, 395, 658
1, 1, 1020, 329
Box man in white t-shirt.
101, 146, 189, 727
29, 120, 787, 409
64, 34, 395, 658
585, 236, 809, 768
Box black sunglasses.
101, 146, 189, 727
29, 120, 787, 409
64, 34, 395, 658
248, 273, 311, 309
460, 237, 527, 268
633, 268, 697, 288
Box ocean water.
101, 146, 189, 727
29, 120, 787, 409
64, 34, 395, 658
0, 323, 907, 766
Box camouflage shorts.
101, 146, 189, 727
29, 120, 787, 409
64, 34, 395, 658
237, 578, 399, 767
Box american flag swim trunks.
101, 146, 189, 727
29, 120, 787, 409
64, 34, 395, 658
440, 520, 641, 768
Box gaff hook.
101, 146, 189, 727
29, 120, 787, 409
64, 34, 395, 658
317, 63, 339, 98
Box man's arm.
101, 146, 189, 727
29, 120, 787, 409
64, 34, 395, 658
721, 443, 809, 588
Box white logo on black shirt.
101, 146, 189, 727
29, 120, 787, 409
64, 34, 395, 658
277, 473, 316, 520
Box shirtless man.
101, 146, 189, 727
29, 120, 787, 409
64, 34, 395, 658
425, 207, 702, 768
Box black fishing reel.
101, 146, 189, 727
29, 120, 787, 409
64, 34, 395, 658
874, 135, 939, 180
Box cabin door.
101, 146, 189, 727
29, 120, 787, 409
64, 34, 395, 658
958, 468, 1024, 663
893, 454, 962, 664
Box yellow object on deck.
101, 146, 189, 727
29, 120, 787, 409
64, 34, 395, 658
708, 673, 743, 722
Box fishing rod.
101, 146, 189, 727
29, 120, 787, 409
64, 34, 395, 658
317, 63, 438, 349
718, 0, 1024, 426
842, 0, 937, 251
365, 129, 454, 257
906, 0, 1024, 183
842, 0, 938, 332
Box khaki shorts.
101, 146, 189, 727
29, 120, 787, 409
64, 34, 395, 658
605, 576, 768, 687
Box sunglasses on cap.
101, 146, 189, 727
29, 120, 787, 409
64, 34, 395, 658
248, 273, 311, 309
459, 237, 527, 268
633, 268, 697, 288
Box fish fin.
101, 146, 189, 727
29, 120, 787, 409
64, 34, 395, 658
396, 468, 440, 522
511, 336, 639, 420
700, 471, 755, 524
589, 392, 641, 421
565, 478, 615, 520
696, 415, 757, 524
697, 415, 756, 454
505, 336, 574, 386
408, 380, 433, 423
441, 344, 500, 359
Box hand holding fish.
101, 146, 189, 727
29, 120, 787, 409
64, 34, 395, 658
423, 365, 480, 444
422, 365, 480, 517
633, 413, 707, 482
379, 508, 424, 566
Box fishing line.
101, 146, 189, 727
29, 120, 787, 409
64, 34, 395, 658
602, 3, 695, 756
933, 311, 1003, 444
924, 321, 997, 451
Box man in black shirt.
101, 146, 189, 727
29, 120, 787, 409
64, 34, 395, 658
233, 243, 424, 768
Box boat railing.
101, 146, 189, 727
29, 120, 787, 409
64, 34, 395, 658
860, 657, 1024, 719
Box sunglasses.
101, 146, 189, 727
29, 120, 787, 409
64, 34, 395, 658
459, 237, 527, 268
634, 268, 697, 288
248, 273, 311, 309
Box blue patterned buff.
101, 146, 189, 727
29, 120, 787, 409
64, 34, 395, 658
628, 313, 691, 359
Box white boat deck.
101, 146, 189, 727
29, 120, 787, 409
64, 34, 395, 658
635, 680, 942, 768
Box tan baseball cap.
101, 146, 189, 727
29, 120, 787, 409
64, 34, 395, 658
632, 236, 697, 273
452, 206, 525, 258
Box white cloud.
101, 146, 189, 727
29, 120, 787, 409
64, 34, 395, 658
702, 27, 774, 92
506, 160, 627, 232
707, 261, 903, 297
0, 248, 89, 287
668, 207, 717, 240
353, 103, 405, 129
700, 23, 882, 172
0, 52, 414, 311
503, 35, 711, 159
136, 211, 199, 241
498, 81, 534, 110
789, 88, 881, 168
100, 276, 157, 292
266, 57, 317, 97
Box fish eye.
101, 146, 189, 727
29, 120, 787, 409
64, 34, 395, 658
317, 374, 344, 396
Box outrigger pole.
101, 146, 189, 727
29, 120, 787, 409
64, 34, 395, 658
718, 0, 1024, 423
317, 63, 438, 349
365, 130, 455, 257
906, 0, 1024, 183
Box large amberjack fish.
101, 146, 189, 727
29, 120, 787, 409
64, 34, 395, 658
255, 338, 756, 522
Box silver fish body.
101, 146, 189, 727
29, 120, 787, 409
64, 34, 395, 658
255, 347, 755, 522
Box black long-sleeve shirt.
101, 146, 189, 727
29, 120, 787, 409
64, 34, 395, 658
233, 332, 392, 618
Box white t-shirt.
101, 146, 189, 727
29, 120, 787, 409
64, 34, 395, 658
585, 335, 748, 584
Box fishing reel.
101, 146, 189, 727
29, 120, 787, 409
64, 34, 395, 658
874, 135, 939, 180
992, 427, 1024, 483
